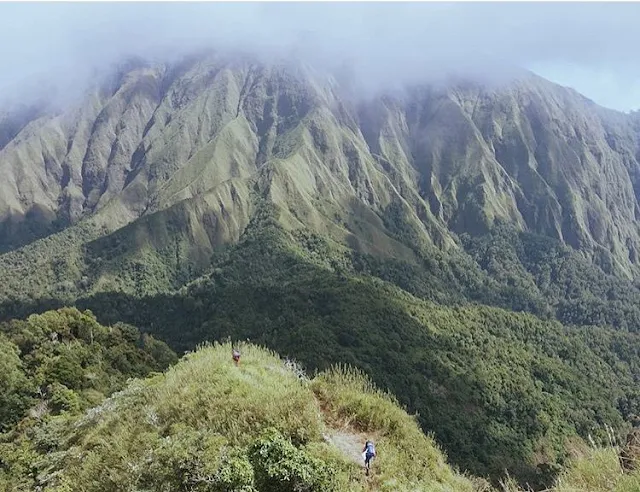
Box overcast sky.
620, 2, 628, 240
1, 2, 639, 111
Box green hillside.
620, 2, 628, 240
53, 216, 635, 489
2, 53, 640, 490
1, 200, 640, 489
2, 312, 638, 491
505, 447, 640, 492
0, 341, 476, 492
2, 207, 640, 488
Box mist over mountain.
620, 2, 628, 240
3, 4, 640, 490
3, 2, 640, 110
1, 52, 639, 275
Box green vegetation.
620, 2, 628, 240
57, 218, 637, 489
312, 365, 476, 490
3, 54, 640, 491
551, 448, 640, 492
2, 205, 640, 489
503, 446, 640, 492
461, 222, 640, 329
0, 307, 177, 432
0, 342, 475, 491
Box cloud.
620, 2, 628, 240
0, 2, 639, 110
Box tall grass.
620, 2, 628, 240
500, 446, 640, 492
312, 364, 475, 491
152, 341, 323, 446
552, 447, 640, 492
10, 342, 476, 491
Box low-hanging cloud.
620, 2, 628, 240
1, 2, 639, 111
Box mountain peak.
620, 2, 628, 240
1, 52, 639, 277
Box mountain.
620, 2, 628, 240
2, 52, 640, 488
0, 340, 477, 492
2, 54, 640, 305
1, 54, 640, 274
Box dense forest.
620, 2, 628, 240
0, 308, 178, 489
1, 51, 640, 490
4, 212, 627, 489
0, 308, 176, 428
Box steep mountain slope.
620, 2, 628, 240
2, 53, 640, 284
363, 78, 640, 276
3, 53, 640, 488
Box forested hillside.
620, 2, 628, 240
63, 213, 639, 488
2, 52, 640, 489
0, 307, 176, 433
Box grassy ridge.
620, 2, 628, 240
0, 341, 475, 491
312, 366, 476, 490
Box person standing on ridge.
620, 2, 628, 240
362, 439, 376, 475
232, 348, 241, 366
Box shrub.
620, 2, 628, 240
248, 428, 337, 492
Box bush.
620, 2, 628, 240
47, 382, 81, 414
249, 428, 337, 492
214, 451, 256, 491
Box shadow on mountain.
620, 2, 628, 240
0, 205, 67, 253
3, 248, 638, 490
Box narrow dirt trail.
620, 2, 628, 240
314, 395, 381, 489
314, 395, 367, 466
323, 427, 366, 465
323, 424, 382, 491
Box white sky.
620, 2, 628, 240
0, 2, 638, 112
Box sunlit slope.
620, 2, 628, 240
2, 54, 640, 276
0, 341, 475, 492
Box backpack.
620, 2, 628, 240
365, 441, 375, 455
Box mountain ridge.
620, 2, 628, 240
2, 55, 639, 278
3, 53, 640, 487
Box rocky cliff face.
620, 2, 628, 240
1, 53, 639, 277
